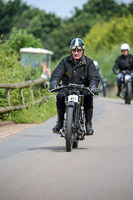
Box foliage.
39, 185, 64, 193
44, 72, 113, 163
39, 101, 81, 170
2, 27, 43, 54
1, 0, 133, 60
0, 0, 61, 48
0, 46, 20, 70
16, 8, 61, 44
0, 0, 30, 36
8, 96, 56, 123
0, 46, 40, 83
85, 47, 120, 83
84, 15, 133, 53
83, 14, 133, 83
69, 0, 118, 26
45, 22, 86, 60
47, 0, 129, 60
0, 41, 48, 122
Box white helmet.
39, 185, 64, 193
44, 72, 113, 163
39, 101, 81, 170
120, 43, 130, 51
93, 60, 99, 70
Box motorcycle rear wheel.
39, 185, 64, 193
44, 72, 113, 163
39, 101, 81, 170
66, 107, 74, 152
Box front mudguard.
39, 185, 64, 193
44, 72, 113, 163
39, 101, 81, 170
66, 101, 76, 107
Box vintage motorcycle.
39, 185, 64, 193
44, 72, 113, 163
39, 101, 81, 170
121, 70, 132, 104
48, 83, 97, 152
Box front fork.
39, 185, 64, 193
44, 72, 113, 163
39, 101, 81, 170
61, 101, 85, 140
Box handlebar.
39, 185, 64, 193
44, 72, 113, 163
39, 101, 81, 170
48, 83, 98, 96
121, 70, 132, 75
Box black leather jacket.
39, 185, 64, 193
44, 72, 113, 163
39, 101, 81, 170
50, 55, 100, 87
113, 54, 133, 74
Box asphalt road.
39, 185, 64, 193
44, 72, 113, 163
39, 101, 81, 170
0, 97, 133, 200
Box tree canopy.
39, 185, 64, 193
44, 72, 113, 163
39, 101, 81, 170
2, 27, 43, 54
1, 0, 133, 59
84, 15, 133, 53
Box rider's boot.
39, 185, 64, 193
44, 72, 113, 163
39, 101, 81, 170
116, 86, 121, 97
85, 108, 94, 136
53, 109, 64, 134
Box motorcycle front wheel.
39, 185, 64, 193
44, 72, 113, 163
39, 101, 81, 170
125, 82, 132, 104
103, 85, 106, 97
66, 107, 74, 152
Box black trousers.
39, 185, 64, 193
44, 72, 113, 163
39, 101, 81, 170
56, 88, 93, 110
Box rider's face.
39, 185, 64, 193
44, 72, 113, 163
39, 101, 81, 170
72, 48, 83, 60
122, 49, 128, 56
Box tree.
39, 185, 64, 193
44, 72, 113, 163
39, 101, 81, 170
1, 0, 133, 60
128, 2, 133, 15
83, 15, 133, 53
0, 0, 29, 36
45, 22, 86, 60
2, 27, 43, 54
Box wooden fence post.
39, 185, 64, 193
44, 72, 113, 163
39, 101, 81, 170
19, 88, 25, 106
30, 87, 34, 100
5, 89, 10, 106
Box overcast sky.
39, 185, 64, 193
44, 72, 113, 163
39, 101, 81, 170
21, 0, 133, 18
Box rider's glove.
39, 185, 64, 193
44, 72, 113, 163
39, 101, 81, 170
90, 84, 98, 94
41, 82, 48, 89
50, 81, 59, 90
113, 68, 119, 75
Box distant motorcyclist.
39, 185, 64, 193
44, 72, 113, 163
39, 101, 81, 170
94, 60, 107, 96
50, 38, 100, 135
93, 60, 103, 81
113, 43, 133, 96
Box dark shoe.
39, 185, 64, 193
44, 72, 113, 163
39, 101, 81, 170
86, 122, 94, 135
116, 90, 121, 97
52, 109, 65, 134
85, 108, 94, 136
53, 121, 63, 134
116, 86, 121, 97
116, 92, 121, 97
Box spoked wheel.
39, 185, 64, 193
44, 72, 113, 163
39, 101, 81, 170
125, 82, 132, 104
66, 107, 74, 152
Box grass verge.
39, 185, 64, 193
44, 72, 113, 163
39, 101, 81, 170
5, 95, 57, 124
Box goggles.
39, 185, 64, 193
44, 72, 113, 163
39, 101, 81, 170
70, 46, 84, 50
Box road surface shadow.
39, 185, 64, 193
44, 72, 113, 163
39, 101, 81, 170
28, 146, 88, 152
103, 98, 133, 105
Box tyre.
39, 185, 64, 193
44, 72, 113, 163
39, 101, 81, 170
125, 82, 132, 104
103, 85, 106, 97
66, 107, 74, 152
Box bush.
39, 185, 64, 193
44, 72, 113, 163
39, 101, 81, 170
10, 96, 56, 123
0, 36, 56, 123
2, 27, 43, 55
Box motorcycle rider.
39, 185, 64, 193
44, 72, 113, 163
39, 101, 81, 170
93, 60, 103, 81
50, 38, 100, 135
113, 43, 133, 96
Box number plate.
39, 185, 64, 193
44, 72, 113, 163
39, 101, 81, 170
68, 95, 79, 103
